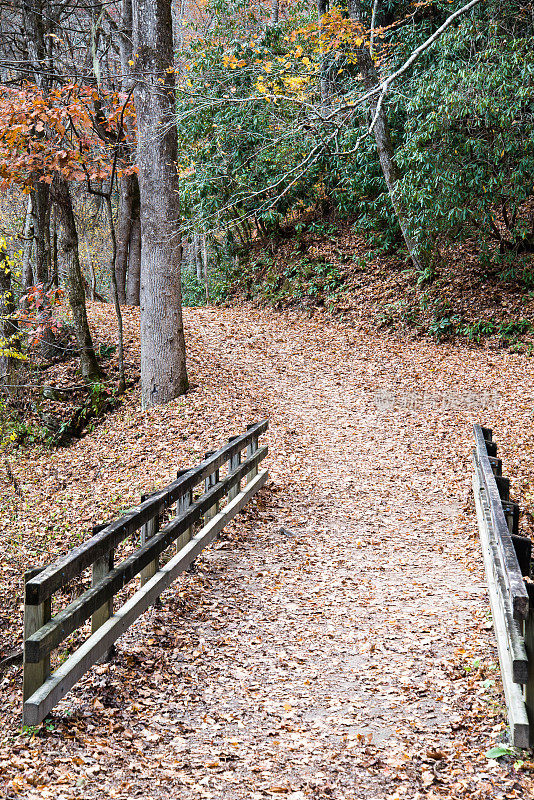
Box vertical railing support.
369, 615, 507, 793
228, 436, 241, 501
246, 424, 259, 483
23, 567, 51, 716
176, 469, 193, 552
91, 550, 114, 633
204, 451, 219, 522
140, 494, 160, 586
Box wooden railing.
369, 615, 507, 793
22, 420, 269, 726
472, 424, 533, 747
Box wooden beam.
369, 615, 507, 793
473, 426, 528, 620
25, 446, 269, 663
22, 469, 268, 726
140, 494, 159, 587
473, 471, 530, 747
91, 550, 114, 634
23, 568, 50, 710
204, 452, 219, 523
227, 436, 241, 502
25, 420, 269, 605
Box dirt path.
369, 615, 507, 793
2, 305, 533, 799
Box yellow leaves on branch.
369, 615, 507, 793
222, 54, 247, 70
290, 7, 370, 55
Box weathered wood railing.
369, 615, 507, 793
472, 424, 533, 747
22, 420, 268, 726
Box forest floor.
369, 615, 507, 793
1, 302, 534, 799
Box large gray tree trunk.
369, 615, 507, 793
133, 0, 188, 407
52, 177, 101, 381
347, 0, 425, 271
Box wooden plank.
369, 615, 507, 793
246, 424, 258, 484
495, 475, 510, 502
91, 551, 114, 634
524, 582, 534, 745
23, 469, 269, 726
176, 473, 193, 553
25, 446, 269, 663
204, 452, 219, 523
25, 420, 269, 605
227, 436, 241, 502
23, 568, 51, 711
488, 456, 502, 476
25, 430, 268, 606
503, 501, 520, 537
483, 497, 529, 683
511, 535, 531, 578
140, 493, 159, 587
473, 426, 528, 620
473, 472, 530, 747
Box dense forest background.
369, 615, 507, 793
0, 0, 533, 442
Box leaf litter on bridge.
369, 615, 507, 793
1, 302, 533, 798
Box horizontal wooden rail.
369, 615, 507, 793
22, 421, 269, 726
473, 425, 528, 620
472, 424, 532, 748
23, 469, 268, 726
25, 419, 268, 606
25, 446, 267, 663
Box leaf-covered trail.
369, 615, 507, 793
2, 304, 532, 799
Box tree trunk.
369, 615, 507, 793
347, 0, 425, 270
133, 0, 188, 407
32, 181, 50, 284
0, 249, 20, 394
22, 195, 34, 293
52, 177, 101, 381
317, 0, 331, 111
126, 200, 141, 305
51, 206, 58, 286
104, 195, 126, 393
115, 174, 134, 303
201, 234, 209, 303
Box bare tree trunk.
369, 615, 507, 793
22, 195, 34, 293
270, 0, 280, 25
51, 206, 58, 286
32, 181, 50, 284
104, 195, 126, 393
126, 202, 141, 305
115, 174, 134, 303
133, 0, 188, 407
201, 234, 209, 304
347, 0, 425, 270
317, 0, 331, 111
52, 177, 101, 381
0, 249, 20, 394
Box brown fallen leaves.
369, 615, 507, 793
0, 301, 534, 799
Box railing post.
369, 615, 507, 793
204, 451, 219, 522
228, 436, 241, 501
176, 469, 193, 552
246, 424, 259, 483
140, 494, 159, 586
23, 567, 51, 715
91, 550, 114, 634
